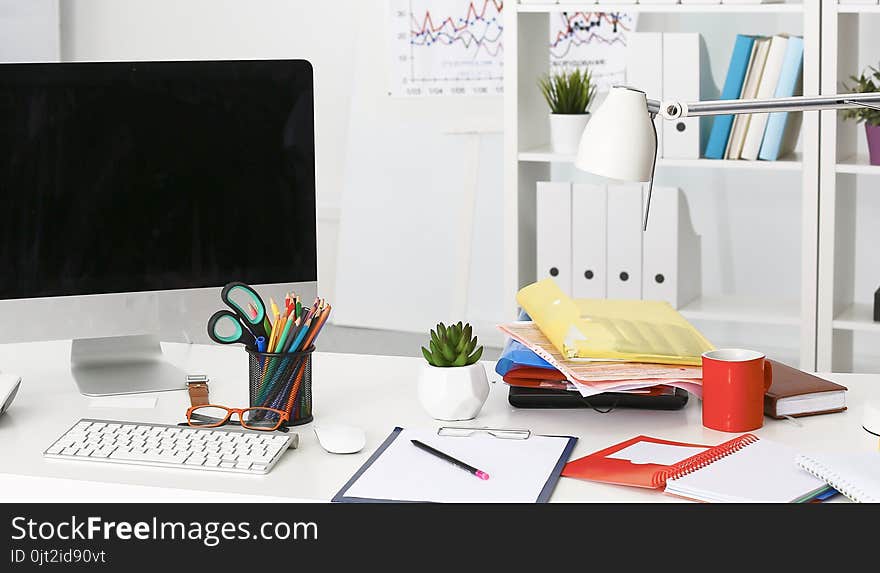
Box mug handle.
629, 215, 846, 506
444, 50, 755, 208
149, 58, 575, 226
763, 359, 773, 391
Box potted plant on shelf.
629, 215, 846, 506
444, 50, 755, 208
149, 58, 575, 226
539, 67, 597, 154
844, 64, 880, 166
418, 322, 488, 421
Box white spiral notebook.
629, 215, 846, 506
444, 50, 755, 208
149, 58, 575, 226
796, 453, 880, 503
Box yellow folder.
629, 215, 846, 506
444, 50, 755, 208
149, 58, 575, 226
516, 279, 714, 366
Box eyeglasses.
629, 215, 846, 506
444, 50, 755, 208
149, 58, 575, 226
185, 404, 289, 432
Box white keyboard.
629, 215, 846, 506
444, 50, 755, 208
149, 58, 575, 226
44, 419, 298, 475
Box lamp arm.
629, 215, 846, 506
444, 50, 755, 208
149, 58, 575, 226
656, 92, 880, 119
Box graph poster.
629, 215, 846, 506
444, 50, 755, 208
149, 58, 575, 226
389, 0, 504, 97
549, 12, 638, 93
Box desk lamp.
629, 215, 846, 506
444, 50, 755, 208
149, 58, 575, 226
575, 86, 880, 228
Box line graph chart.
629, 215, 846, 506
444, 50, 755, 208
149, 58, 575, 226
549, 12, 637, 92
389, 0, 504, 97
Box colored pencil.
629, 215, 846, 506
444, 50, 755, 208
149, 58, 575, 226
269, 297, 280, 323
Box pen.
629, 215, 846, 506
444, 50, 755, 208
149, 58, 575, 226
255, 336, 267, 353
410, 439, 489, 480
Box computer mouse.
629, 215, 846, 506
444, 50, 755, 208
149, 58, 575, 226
313, 424, 366, 454
0, 374, 21, 416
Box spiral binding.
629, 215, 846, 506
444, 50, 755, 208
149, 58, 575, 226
796, 456, 871, 503
651, 434, 760, 489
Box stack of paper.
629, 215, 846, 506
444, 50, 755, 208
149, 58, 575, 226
496, 279, 713, 398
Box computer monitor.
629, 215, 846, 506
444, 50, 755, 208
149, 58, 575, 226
0, 60, 317, 396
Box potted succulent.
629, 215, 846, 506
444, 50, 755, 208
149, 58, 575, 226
844, 65, 880, 166
539, 67, 597, 154
418, 322, 488, 421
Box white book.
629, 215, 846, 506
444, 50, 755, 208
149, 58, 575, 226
726, 37, 770, 160
740, 35, 789, 160
796, 453, 880, 503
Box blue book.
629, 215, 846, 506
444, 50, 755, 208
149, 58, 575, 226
758, 36, 805, 161
704, 35, 756, 159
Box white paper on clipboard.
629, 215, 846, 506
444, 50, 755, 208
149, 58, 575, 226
334, 427, 576, 503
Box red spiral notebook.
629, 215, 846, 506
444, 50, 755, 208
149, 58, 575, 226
562, 435, 831, 502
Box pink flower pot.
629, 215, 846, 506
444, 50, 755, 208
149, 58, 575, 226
867, 124, 880, 166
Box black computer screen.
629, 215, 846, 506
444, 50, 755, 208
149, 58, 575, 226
0, 60, 316, 299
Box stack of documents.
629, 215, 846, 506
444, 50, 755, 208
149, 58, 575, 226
496, 279, 713, 398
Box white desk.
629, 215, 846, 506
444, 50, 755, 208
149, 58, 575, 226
0, 340, 877, 502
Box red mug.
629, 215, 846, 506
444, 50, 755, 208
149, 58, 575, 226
701, 349, 772, 432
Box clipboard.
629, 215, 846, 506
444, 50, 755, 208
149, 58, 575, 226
332, 427, 577, 503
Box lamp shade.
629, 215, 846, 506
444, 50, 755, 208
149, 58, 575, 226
574, 86, 656, 182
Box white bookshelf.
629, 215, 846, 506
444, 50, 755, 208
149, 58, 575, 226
836, 154, 880, 175
504, 1, 821, 370
679, 296, 801, 327
519, 145, 805, 171
832, 303, 880, 333
818, 3, 880, 373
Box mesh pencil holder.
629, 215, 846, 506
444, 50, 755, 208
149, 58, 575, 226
247, 345, 314, 427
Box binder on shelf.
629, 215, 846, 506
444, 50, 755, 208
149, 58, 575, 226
536, 181, 573, 296
662, 33, 701, 159
759, 36, 804, 161
571, 184, 607, 299
705, 35, 756, 159
740, 35, 789, 160
606, 184, 643, 300
726, 37, 770, 159
627, 32, 664, 158
641, 187, 701, 309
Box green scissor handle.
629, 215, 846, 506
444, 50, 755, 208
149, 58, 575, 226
220, 282, 269, 340
207, 310, 257, 348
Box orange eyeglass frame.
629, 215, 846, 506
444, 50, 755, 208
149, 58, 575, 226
185, 404, 289, 431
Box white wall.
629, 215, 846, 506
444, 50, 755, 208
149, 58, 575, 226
59, 0, 366, 302
0, 0, 59, 61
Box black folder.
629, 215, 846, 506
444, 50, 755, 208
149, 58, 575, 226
508, 385, 689, 412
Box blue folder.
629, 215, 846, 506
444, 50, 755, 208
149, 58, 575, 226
495, 338, 554, 377
705, 35, 757, 159
758, 36, 804, 161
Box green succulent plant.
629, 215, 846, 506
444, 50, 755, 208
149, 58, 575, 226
421, 321, 483, 367
538, 67, 597, 115
843, 65, 880, 126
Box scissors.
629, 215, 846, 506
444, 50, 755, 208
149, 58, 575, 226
207, 310, 258, 348
206, 282, 270, 347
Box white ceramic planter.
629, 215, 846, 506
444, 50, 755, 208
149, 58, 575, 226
417, 363, 490, 421
549, 113, 590, 154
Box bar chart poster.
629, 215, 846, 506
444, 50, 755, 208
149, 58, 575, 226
549, 12, 638, 93
389, 0, 504, 97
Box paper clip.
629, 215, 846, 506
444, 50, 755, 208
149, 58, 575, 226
437, 426, 531, 440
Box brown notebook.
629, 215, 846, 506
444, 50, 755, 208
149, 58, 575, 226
765, 360, 847, 419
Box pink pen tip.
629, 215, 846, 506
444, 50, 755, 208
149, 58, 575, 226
476, 471, 490, 481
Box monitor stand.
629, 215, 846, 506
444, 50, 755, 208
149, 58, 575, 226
71, 335, 187, 396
